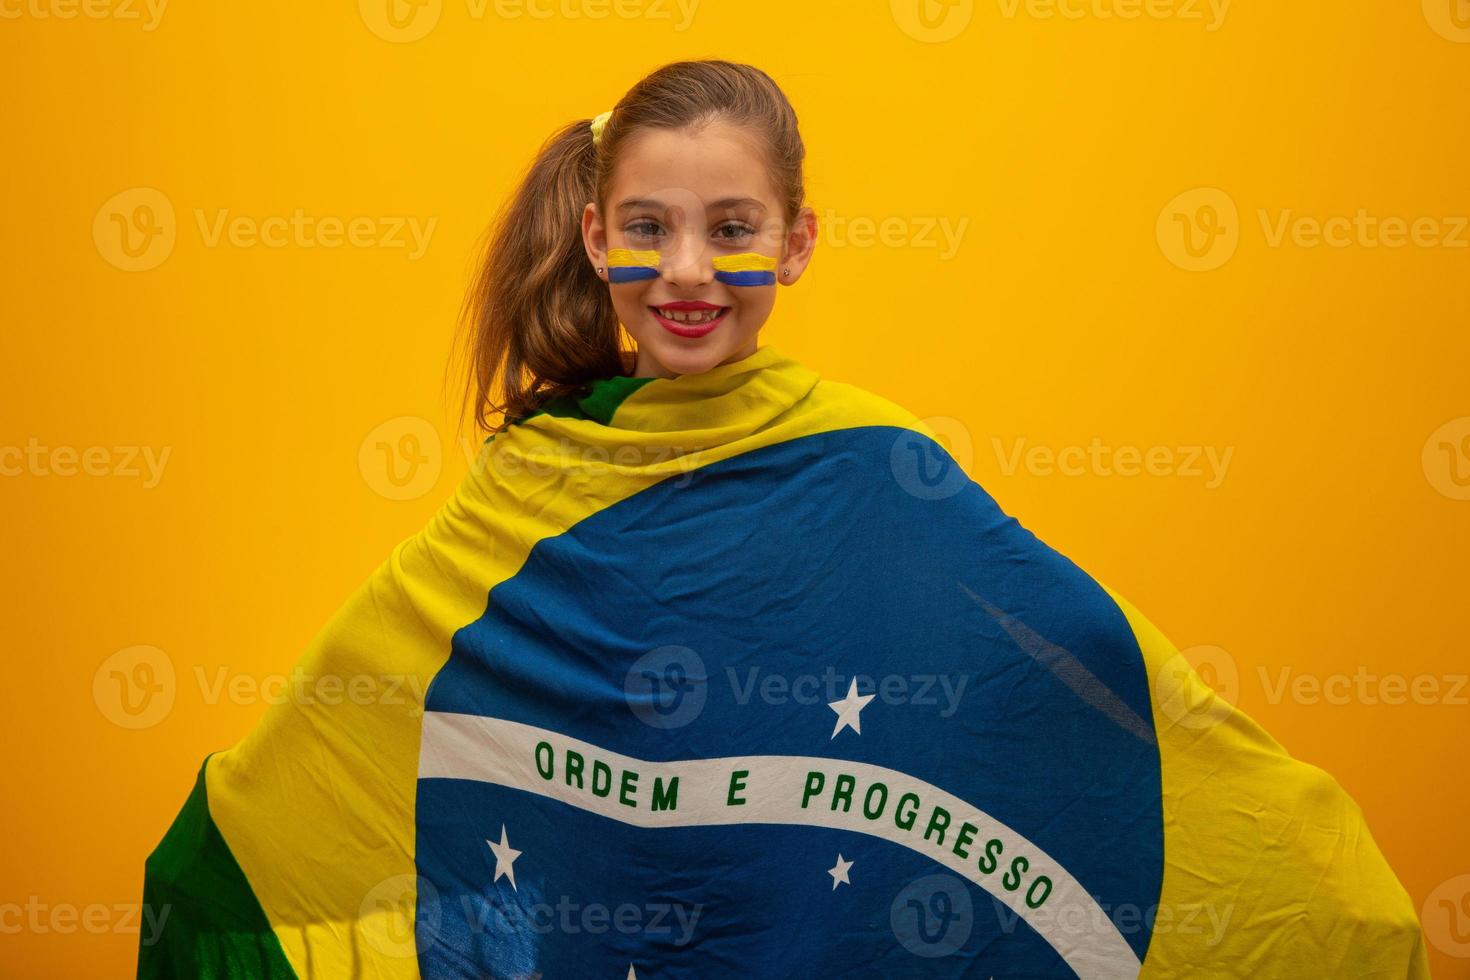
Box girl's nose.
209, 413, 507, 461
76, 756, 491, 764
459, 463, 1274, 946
659, 234, 714, 288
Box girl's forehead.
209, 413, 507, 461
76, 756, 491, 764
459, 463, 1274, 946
609, 124, 780, 211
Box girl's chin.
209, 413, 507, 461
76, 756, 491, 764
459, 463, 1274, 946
635, 335, 751, 378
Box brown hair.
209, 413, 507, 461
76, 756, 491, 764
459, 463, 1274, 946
449, 59, 807, 436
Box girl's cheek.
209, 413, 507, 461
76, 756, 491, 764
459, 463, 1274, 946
711, 253, 778, 287
606, 248, 661, 284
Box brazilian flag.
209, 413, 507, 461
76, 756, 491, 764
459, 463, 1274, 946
140, 346, 1427, 978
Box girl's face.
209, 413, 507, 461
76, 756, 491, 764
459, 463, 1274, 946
583, 120, 816, 379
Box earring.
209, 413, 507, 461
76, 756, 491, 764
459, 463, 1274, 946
596, 266, 604, 275
782, 268, 791, 278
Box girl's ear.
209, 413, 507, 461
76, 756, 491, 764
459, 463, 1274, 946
779, 207, 819, 284
582, 202, 608, 276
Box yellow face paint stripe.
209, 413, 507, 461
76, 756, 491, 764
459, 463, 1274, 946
606, 247, 661, 283
713, 252, 778, 286
712, 252, 778, 272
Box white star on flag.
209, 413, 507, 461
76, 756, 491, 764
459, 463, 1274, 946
828, 853, 854, 889
626, 966, 637, 979
487, 824, 522, 891
828, 678, 875, 738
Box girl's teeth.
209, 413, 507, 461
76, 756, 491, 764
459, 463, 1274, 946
661, 309, 722, 323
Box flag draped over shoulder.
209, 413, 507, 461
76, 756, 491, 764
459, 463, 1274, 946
140, 345, 1427, 979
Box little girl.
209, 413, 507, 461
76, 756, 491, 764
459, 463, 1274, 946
141, 59, 1426, 979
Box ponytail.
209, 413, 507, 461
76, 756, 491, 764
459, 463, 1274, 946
454, 118, 630, 434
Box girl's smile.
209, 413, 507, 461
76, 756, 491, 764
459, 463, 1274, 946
649, 300, 731, 338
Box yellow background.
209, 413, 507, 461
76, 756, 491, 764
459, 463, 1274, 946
2, 1, 1467, 976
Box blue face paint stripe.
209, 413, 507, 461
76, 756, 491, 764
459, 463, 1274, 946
713, 269, 777, 287
608, 266, 660, 283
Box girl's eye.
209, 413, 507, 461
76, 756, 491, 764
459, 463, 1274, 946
626, 220, 663, 239
716, 222, 755, 241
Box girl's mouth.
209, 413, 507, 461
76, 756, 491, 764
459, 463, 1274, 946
650, 304, 730, 338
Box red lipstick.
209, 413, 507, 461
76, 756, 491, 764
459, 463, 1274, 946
649, 301, 730, 338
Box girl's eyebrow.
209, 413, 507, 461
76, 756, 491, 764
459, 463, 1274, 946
616, 196, 766, 213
